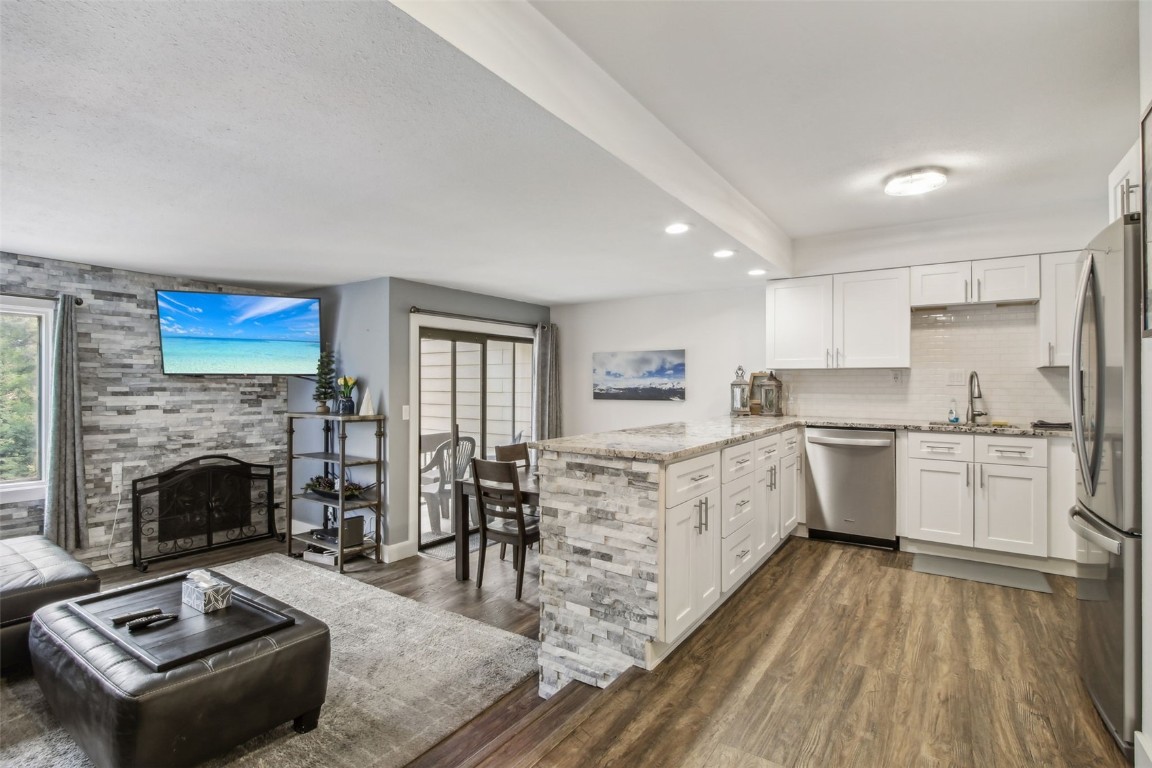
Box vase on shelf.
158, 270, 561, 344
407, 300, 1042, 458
335, 396, 356, 415
315, 402, 330, 414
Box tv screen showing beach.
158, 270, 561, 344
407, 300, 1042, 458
156, 291, 320, 375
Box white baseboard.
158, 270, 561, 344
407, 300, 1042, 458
382, 540, 418, 563
900, 538, 1076, 577
1136, 731, 1151, 768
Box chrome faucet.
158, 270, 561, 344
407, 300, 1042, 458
966, 370, 987, 425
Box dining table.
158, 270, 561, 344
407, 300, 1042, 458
452, 468, 540, 581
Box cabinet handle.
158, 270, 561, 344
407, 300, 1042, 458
736, 499, 750, 508
994, 449, 1028, 456
1048, 342, 1054, 367
966, 464, 970, 487
735, 458, 751, 466
836, 348, 842, 368
738, 549, 750, 559
964, 279, 969, 303
977, 279, 982, 301
770, 465, 776, 490
826, 348, 831, 368
690, 473, 709, 482
694, 499, 704, 534
925, 445, 956, 453
980, 464, 985, 489
703, 496, 710, 532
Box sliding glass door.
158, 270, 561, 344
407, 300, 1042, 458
417, 329, 533, 549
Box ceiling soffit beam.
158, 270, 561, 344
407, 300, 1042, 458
393, 0, 792, 275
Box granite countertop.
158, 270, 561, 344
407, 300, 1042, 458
533, 415, 1072, 462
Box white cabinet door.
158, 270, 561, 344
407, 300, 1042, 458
906, 458, 973, 546
1108, 140, 1140, 222
910, 262, 971, 307
971, 255, 1040, 304
721, 472, 756, 538
1047, 437, 1077, 561
833, 268, 911, 368
663, 487, 721, 642
752, 466, 781, 563
1038, 252, 1082, 367
766, 276, 834, 369
779, 453, 799, 536
974, 463, 1048, 556
721, 521, 755, 593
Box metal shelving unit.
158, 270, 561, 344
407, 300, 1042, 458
285, 412, 385, 573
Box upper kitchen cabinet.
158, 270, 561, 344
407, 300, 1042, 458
910, 256, 1039, 307
1107, 140, 1140, 223
1038, 252, 1082, 367
765, 275, 834, 369
766, 268, 910, 369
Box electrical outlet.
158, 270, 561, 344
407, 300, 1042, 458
111, 462, 124, 494
947, 369, 966, 387
891, 370, 904, 385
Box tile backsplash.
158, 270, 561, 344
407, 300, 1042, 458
778, 304, 1070, 425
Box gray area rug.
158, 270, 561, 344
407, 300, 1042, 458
911, 553, 1053, 593
0, 553, 539, 767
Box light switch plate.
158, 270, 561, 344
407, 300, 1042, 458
946, 369, 966, 387
402, 405, 410, 421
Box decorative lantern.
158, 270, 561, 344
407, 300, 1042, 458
758, 371, 784, 417
730, 366, 751, 417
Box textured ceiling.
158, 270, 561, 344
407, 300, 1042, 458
0, 1, 1140, 304
0, 1, 770, 303
533, 0, 1139, 239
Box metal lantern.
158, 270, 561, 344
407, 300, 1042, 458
730, 366, 751, 416
758, 371, 784, 417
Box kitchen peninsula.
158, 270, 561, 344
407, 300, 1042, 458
533, 416, 1071, 698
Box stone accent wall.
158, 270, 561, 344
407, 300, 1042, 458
536, 450, 661, 698
2, 253, 288, 570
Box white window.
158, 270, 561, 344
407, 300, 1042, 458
0, 295, 54, 502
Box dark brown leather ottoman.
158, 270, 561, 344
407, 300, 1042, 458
29, 574, 330, 768
0, 535, 100, 671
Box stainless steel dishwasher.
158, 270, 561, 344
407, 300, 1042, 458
804, 427, 897, 548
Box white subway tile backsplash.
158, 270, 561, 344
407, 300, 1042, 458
778, 304, 1069, 425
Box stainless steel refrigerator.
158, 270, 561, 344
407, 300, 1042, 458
1069, 212, 1143, 760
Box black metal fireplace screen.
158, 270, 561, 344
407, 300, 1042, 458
131, 455, 280, 571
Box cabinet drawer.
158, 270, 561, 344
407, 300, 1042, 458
666, 452, 721, 509
721, 473, 756, 537
721, 520, 755, 593
754, 434, 781, 468
721, 442, 756, 483
908, 432, 974, 462
975, 435, 1047, 467
781, 429, 801, 457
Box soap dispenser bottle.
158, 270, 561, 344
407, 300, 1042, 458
947, 401, 960, 424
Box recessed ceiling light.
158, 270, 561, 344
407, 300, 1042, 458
713, 249, 735, 259
748, 269, 767, 277
664, 222, 692, 235
884, 167, 948, 197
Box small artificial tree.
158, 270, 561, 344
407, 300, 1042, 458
313, 348, 337, 413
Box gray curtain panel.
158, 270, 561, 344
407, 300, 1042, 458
533, 323, 561, 440
45, 295, 88, 550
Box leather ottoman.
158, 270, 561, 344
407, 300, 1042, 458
0, 535, 100, 671
29, 577, 330, 768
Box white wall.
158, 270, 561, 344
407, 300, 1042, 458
552, 286, 765, 436
794, 203, 1101, 277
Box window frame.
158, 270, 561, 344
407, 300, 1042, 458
0, 295, 55, 503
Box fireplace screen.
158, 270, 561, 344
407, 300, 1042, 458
132, 455, 279, 571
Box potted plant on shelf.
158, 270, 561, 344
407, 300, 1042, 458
303, 475, 364, 500
314, 349, 336, 413
336, 375, 357, 414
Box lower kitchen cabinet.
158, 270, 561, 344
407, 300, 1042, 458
752, 466, 781, 562
780, 452, 799, 536
974, 463, 1048, 556
721, 521, 755, 592
663, 487, 721, 641
906, 458, 974, 547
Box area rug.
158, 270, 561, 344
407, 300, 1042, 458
911, 553, 1052, 593
0, 553, 539, 768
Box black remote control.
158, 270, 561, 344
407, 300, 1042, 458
126, 613, 178, 632
110, 608, 162, 626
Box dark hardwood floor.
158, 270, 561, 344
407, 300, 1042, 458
97, 537, 1127, 768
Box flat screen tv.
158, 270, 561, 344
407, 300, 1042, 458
156, 290, 320, 375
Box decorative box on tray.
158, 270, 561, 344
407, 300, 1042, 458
182, 570, 233, 613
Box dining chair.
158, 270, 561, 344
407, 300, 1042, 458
471, 458, 540, 600
421, 436, 477, 533
493, 442, 537, 560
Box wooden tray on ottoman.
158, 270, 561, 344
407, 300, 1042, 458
66, 572, 294, 672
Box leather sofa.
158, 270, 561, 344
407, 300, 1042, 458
0, 535, 100, 671
30, 578, 331, 768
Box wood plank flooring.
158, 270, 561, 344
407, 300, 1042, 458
96, 536, 1128, 767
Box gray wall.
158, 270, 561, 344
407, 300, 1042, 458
2, 253, 288, 570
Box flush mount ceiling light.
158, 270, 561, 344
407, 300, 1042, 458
883, 167, 948, 197
748, 268, 767, 277
713, 249, 735, 259
664, 222, 692, 235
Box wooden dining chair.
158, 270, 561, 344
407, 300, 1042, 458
471, 458, 540, 600
494, 442, 530, 470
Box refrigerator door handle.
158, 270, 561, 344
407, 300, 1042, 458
1069, 253, 1099, 496
1069, 507, 1123, 556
